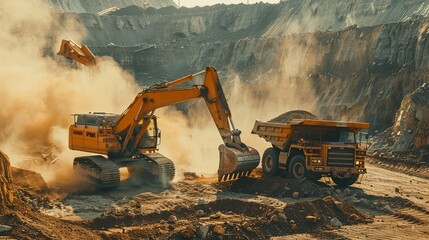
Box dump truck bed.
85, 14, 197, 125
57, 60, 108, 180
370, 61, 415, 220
251, 119, 370, 150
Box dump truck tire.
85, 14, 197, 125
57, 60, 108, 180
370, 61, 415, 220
332, 174, 359, 187
262, 147, 280, 176
289, 155, 307, 179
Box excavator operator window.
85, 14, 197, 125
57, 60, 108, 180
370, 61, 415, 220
139, 117, 158, 149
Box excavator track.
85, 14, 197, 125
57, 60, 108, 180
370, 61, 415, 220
145, 153, 175, 185
73, 155, 120, 189
120, 153, 175, 186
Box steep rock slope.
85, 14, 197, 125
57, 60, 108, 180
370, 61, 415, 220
74, 0, 429, 45
48, 0, 177, 13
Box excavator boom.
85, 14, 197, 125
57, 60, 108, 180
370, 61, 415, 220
111, 67, 260, 180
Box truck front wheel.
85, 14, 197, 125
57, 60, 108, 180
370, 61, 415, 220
262, 147, 280, 176
288, 155, 306, 179
331, 174, 359, 187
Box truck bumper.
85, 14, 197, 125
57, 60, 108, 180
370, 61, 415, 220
308, 166, 366, 175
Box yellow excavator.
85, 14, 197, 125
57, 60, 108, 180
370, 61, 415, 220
60, 41, 260, 188
57, 39, 97, 67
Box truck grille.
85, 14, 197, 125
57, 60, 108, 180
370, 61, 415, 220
327, 147, 354, 167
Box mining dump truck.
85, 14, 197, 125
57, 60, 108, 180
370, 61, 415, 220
252, 111, 370, 187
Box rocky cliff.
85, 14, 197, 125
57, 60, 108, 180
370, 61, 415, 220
48, 0, 177, 13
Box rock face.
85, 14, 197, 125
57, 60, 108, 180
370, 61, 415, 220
395, 83, 429, 149
48, 0, 177, 13
0, 150, 14, 209
372, 83, 429, 151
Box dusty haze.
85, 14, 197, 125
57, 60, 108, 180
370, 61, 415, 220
0, 0, 139, 184
0, 0, 317, 184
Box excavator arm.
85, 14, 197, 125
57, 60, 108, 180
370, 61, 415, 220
113, 67, 260, 180
57, 39, 97, 67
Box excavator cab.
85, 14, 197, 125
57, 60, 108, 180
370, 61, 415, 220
137, 116, 159, 151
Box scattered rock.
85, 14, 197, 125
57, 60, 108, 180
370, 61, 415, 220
196, 209, 205, 217
344, 195, 359, 203
212, 225, 225, 235
183, 172, 199, 180
278, 213, 287, 222
334, 201, 344, 210
198, 198, 208, 205
196, 225, 209, 238
330, 217, 343, 227
383, 205, 393, 213
168, 215, 178, 223
246, 226, 253, 232
292, 192, 300, 199
360, 198, 370, 205
306, 215, 317, 223
270, 214, 278, 222
290, 224, 298, 230
210, 211, 222, 219
343, 188, 351, 194
0, 224, 12, 233
178, 226, 195, 239
350, 213, 360, 221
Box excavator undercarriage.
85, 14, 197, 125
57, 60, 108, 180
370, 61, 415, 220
74, 153, 175, 188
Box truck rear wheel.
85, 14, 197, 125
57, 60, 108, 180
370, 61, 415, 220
262, 147, 280, 176
332, 174, 359, 187
289, 155, 306, 179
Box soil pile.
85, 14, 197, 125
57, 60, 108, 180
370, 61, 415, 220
269, 110, 318, 123
218, 176, 322, 198
12, 168, 48, 192
89, 197, 369, 239
0, 150, 14, 209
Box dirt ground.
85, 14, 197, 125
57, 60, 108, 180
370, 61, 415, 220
1, 157, 429, 239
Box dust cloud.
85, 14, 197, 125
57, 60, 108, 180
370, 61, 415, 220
0, 0, 139, 185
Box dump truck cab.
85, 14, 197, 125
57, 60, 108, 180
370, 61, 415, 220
252, 119, 370, 187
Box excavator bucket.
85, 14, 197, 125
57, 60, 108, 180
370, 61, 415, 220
218, 144, 260, 181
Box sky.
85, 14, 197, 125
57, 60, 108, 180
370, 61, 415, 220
176, 0, 280, 7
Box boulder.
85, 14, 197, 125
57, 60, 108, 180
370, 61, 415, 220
196, 225, 209, 238
212, 225, 225, 235
330, 217, 343, 227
